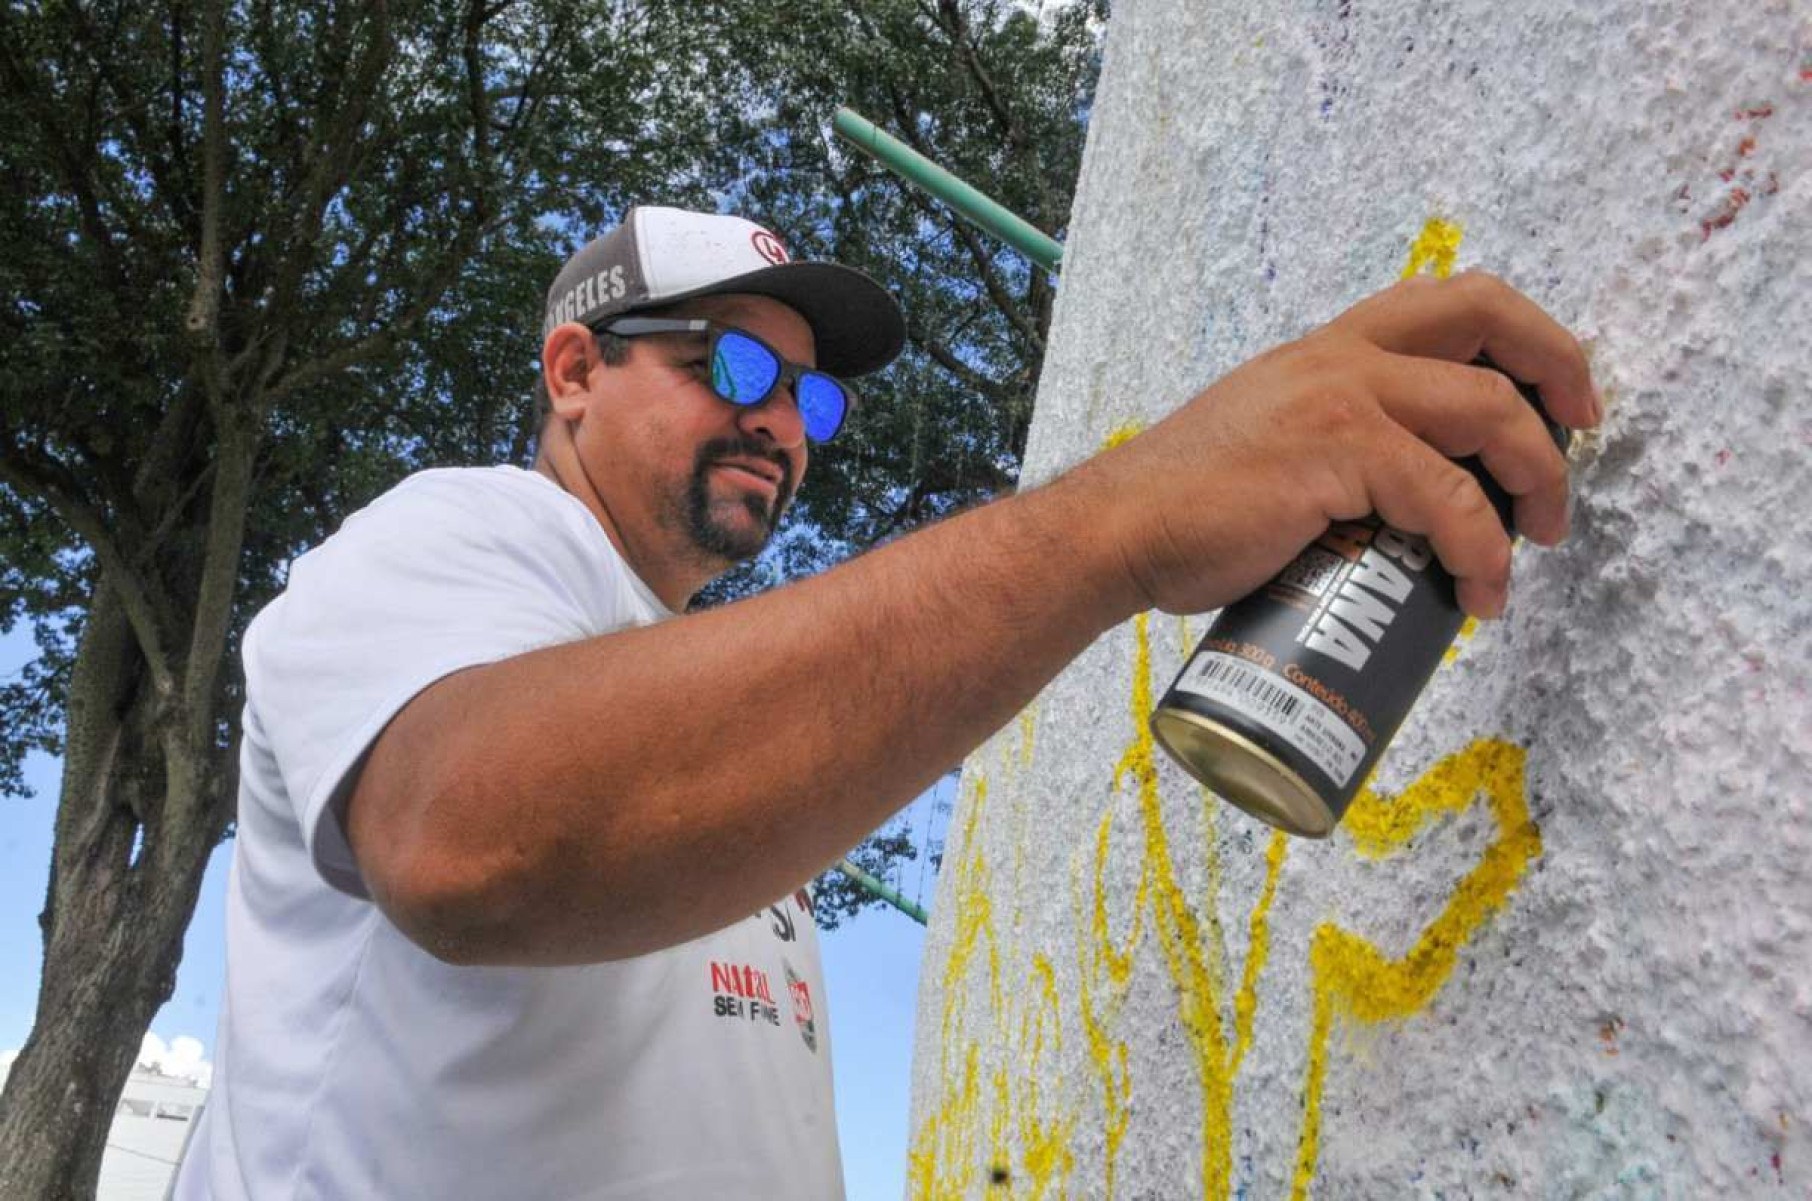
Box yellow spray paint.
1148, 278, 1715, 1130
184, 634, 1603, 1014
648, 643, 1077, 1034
1122, 614, 1237, 1196
1443, 615, 1481, 664
1401, 216, 1464, 280
909, 772, 998, 1198
1073, 779, 1147, 1197
1232, 830, 1291, 1077
1082, 614, 1296, 1195
1017, 955, 1076, 1198
911, 720, 1079, 1198
1061, 427, 1297, 1196
1404, 219, 1479, 646
1103, 421, 1144, 451
1290, 739, 1542, 1196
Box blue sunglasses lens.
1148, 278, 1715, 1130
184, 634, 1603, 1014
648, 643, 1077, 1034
796, 373, 848, 442
712, 331, 781, 405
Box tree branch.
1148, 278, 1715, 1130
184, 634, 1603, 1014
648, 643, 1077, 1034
264, 1, 395, 333
180, 418, 253, 749
934, 0, 1063, 225
944, 212, 1044, 353
934, 0, 1017, 140
464, 0, 493, 182
63, 0, 196, 248
260, 212, 501, 407
0, 458, 177, 703
183, 0, 228, 411
0, 17, 128, 283
908, 322, 1015, 406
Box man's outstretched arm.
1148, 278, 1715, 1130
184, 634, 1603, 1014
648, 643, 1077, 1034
347, 272, 1600, 965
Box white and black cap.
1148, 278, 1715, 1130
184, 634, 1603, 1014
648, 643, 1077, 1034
541, 206, 906, 377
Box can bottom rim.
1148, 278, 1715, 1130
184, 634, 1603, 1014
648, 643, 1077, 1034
1150, 707, 1336, 838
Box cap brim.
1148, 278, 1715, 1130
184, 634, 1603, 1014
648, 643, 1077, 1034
655, 262, 906, 378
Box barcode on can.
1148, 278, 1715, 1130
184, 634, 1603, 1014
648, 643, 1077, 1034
1185, 655, 1302, 720
1171, 651, 1366, 787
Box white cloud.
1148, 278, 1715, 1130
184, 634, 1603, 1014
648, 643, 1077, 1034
137, 1032, 213, 1087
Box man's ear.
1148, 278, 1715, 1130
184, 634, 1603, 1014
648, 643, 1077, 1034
542, 322, 603, 420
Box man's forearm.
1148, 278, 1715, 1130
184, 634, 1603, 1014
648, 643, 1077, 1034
353, 461, 1138, 964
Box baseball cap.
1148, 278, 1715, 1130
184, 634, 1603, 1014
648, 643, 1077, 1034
541, 206, 906, 377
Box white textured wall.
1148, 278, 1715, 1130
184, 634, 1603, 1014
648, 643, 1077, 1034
908, 2, 1809, 1196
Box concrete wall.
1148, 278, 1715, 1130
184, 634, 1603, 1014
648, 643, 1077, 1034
908, 1, 1808, 1195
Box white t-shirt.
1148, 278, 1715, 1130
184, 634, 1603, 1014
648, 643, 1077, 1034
173, 466, 842, 1201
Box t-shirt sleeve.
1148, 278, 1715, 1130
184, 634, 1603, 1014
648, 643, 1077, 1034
242, 470, 652, 898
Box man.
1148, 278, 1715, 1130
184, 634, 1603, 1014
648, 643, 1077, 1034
174, 205, 1597, 1199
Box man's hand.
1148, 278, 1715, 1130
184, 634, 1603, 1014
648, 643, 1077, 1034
1076, 271, 1600, 621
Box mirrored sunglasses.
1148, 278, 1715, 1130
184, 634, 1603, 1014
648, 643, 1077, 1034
600, 317, 855, 442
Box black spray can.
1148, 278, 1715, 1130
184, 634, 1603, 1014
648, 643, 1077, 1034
1150, 368, 1570, 836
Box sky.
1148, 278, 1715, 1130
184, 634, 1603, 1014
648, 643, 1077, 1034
0, 626, 938, 1201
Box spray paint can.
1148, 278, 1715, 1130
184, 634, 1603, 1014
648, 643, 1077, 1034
1150, 368, 1569, 836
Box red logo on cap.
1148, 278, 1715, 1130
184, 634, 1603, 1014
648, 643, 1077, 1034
751, 230, 790, 265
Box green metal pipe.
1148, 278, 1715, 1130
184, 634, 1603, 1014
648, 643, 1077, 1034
835, 857, 929, 926
832, 106, 1064, 274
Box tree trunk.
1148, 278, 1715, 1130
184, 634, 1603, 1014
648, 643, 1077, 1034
0, 575, 228, 1201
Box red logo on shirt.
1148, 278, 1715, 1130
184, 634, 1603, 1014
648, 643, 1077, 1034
784, 960, 817, 1053
709, 961, 774, 1003
710, 960, 781, 1026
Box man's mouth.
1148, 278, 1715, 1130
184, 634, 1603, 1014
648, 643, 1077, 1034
711, 459, 785, 493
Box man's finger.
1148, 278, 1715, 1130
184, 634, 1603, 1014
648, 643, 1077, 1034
1358, 431, 1517, 619
1332, 271, 1600, 431
1363, 352, 1572, 545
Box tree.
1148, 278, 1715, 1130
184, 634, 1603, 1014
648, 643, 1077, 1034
0, 0, 1104, 1192
0, 1, 737, 1192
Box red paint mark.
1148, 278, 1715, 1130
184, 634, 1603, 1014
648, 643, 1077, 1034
1801, 67, 1812, 83
1773, 1152, 1783, 1183
1701, 187, 1752, 239
1715, 448, 1732, 466
1682, 100, 1781, 240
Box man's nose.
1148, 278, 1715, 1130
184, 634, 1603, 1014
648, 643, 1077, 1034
737, 380, 807, 449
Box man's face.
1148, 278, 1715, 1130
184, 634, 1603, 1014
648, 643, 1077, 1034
575, 294, 815, 574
